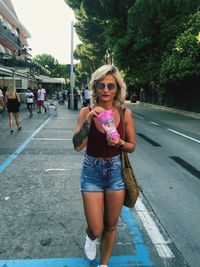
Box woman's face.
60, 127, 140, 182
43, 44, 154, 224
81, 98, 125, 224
96, 74, 118, 103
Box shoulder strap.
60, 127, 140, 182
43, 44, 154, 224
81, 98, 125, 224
118, 106, 125, 139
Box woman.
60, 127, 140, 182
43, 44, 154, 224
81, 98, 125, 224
0, 88, 6, 111
72, 65, 135, 267
6, 86, 22, 133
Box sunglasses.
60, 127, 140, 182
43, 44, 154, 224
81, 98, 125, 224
96, 82, 116, 91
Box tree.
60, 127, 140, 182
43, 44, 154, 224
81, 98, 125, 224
65, 0, 200, 106
160, 10, 200, 85
33, 54, 60, 77
33, 53, 70, 82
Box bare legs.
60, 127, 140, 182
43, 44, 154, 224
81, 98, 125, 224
9, 112, 21, 131
82, 192, 104, 239
38, 103, 46, 113
28, 104, 33, 117
82, 190, 125, 265
9, 112, 13, 130
100, 190, 125, 264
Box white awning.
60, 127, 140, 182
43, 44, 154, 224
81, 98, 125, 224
35, 75, 66, 84
4, 47, 12, 55
0, 66, 30, 78
11, 26, 18, 36
2, 18, 12, 31
0, 14, 3, 23
0, 66, 14, 76
0, 44, 6, 54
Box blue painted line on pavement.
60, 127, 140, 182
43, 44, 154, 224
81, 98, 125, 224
121, 206, 153, 265
0, 116, 52, 173
0, 207, 153, 267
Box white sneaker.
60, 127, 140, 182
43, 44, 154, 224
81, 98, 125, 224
85, 233, 97, 260
97, 265, 108, 267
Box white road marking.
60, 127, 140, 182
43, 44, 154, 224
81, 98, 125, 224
5, 197, 10, 200
45, 168, 70, 172
150, 121, 159, 126
33, 138, 71, 141
134, 114, 144, 119
135, 197, 175, 258
168, 128, 200, 144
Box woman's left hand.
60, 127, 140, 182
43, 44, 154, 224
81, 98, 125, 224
106, 135, 120, 147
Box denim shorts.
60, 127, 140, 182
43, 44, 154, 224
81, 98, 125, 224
80, 154, 126, 192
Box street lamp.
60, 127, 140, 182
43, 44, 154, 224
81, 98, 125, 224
69, 21, 74, 110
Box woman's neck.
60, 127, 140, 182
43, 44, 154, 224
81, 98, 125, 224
97, 102, 115, 110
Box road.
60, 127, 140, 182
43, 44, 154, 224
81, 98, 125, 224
0, 102, 199, 267
127, 103, 200, 267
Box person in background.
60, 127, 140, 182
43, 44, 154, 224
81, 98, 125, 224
130, 92, 137, 103
82, 86, 90, 107
77, 88, 81, 100
72, 65, 135, 267
25, 87, 34, 117
37, 84, 47, 113
0, 88, 6, 111
0, 88, 5, 126
62, 88, 67, 103
5, 86, 22, 133
32, 86, 38, 109
58, 91, 64, 104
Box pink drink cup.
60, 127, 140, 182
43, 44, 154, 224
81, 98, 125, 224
97, 110, 119, 141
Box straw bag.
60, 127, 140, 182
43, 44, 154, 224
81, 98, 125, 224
119, 106, 139, 208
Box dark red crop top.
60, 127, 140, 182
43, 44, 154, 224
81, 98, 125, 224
86, 109, 125, 158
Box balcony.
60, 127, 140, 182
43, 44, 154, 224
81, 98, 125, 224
0, 53, 49, 76
0, 22, 20, 49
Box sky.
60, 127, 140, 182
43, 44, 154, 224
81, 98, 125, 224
11, 0, 81, 64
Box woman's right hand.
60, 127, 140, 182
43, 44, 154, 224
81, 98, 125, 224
86, 106, 105, 122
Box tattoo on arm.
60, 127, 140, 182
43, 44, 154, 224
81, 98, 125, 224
72, 120, 90, 147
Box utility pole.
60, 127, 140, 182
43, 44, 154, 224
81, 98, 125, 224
70, 21, 74, 109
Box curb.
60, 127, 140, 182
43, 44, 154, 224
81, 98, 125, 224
125, 101, 200, 119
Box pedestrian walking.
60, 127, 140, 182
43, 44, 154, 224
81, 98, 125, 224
37, 84, 47, 113
5, 86, 22, 133
77, 88, 81, 100
82, 86, 90, 107
58, 91, 64, 105
25, 87, 34, 117
72, 65, 136, 267
62, 88, 67, 103
32, 86, 38, 109
0, 88, 6, 127
0, 88, 6, 111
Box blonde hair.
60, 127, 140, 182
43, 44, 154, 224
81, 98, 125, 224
6, 86, 16, 97
88, 65, 126, 105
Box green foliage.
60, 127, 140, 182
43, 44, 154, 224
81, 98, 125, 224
65, 0, 109, 79
65, 0, 200, 99
33, 53, 68, 79
160, 10, 200, 85
64, 0, 81, 10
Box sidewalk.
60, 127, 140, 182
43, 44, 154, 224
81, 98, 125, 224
0, 102, 189, 267
1, 103, 151, 266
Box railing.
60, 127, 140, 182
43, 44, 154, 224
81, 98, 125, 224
0, 54, 49, 76
0, 23, 21, 49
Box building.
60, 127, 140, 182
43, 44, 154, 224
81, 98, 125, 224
0, 0, 65, 100
0, 0, 33, 92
